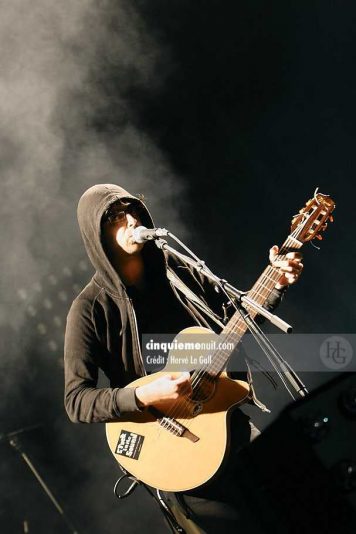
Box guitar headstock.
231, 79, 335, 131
291, 189, 335, 242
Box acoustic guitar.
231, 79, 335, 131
106, 191, 335, 491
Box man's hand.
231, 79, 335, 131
135, 372, 192, 409
269, 245, 304, 289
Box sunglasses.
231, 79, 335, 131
103, 203, 144, 224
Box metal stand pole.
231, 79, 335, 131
1, 425, 79, 534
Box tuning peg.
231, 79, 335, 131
329, 215, 334, 222
316, 234, 323, 240
321, 223, 328, 231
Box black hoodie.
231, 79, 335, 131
64, 184, 283, 423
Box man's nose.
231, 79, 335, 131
126, 212, 138, 227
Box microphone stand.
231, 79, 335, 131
155, 234, 308, 399
1, 424, 79, 533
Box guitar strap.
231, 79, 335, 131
166, 267, 271, 413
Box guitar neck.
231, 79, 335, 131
247, 236, 303, 311
208, 236, 303, 375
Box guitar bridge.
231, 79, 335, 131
159, 417, 185, 436
148, 407, 199, 443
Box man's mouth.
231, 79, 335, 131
127, 233, 137, 245
127, 227, 139, 244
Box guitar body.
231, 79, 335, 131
106, 328, 250, 492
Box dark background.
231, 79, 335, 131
1, 1, 355, 533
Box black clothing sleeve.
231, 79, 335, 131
64, 297, 140, 423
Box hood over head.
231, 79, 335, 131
77, 183, 158, 295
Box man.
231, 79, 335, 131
64, 183, 303, 531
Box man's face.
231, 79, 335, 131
102, 202, 144, 257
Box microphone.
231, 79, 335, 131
132, 226, 168, 243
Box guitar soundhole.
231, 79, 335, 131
190, 373, 216, 402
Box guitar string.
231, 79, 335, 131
189, 201, 326, 393
159, 238, 300, 434
188, 231, 301, 384
158, 228, 304, 433
157, 259, 285, 434
158, 274, 283, 435
206, 234, 302, 376
158, 230, 302, 433
173, 240, 298, 426
157, 201, 331, 435
158, 255, 292, 433
158, 194, 332, 430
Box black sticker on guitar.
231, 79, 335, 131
115, 430, 144, 460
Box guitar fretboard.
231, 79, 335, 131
205, 237, 303, 376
